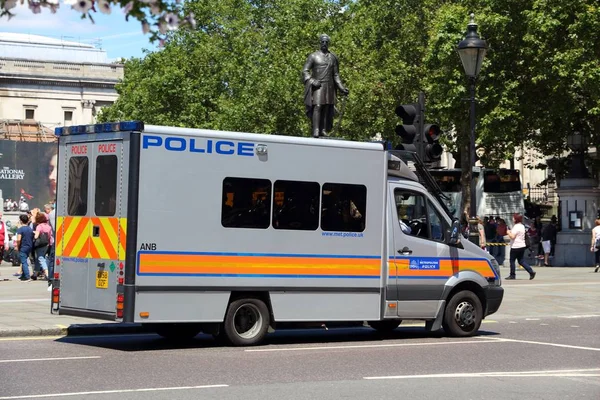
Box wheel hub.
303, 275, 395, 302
233, 304, 263, 339
454, 301, 476, 328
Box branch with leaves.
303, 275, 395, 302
0, 0, 196, 44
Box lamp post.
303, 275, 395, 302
566, 131, 589, 179
457, 13, 488, 245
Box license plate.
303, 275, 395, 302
96, 271, 109, 289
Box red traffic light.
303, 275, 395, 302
423, 124, 441, 143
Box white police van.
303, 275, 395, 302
51, 121, 503, 345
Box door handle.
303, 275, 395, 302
398, 247, 413, 255
93, 226, 100, 237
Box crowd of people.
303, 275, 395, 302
461, 212, 559, 280
0, 205, 55, 290
3, 197, 30, 212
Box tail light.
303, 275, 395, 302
116, 293, 124, 319
51, 287, 60, 312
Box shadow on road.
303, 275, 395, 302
55, 326, 500, 352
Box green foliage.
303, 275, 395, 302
100, 0, 600, 162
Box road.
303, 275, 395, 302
1, 269, 599, 399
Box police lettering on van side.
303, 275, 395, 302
142, 135, 255, 157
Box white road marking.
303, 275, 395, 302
540, 323, 549, 326
506, 282, 600, 288
559, 315, 600, 319
0, 299, 47, 303
570, 325, 580, 328
477, 337, 600, 352
0, 336, 64, 342
0, 356, 100, 363
509, 321, 518, 324
0, 385, 229, 399
246, 339, 502, 352
525, 318, 540, 321
364, 368, 600, 380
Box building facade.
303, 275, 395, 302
0, 33, 124, 130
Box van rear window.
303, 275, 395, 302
222, 177, 272, 229
95, 155, 118, 216
68, 156, 89, 216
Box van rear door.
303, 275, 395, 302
56, 137, 127, 320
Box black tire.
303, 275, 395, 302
223, 298, 270, 346
368, 320, 402, 332
443, 290, 483, 337
151, 323, 201, 340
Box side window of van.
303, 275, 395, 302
273, 180, 320, 230
221, 177, 271, 229
394, 189, 446, 242
68, 156, 89, 216
321, 183, 367, 232
395, 190, 428, 239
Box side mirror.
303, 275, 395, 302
448, 219, 460, 245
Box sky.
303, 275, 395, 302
1, 3, 157, 61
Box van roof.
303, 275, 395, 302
145, 125, 386, 152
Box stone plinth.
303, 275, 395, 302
554, 178, 600, 267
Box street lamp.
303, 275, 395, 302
457, 13, 488, 245
566, 131, 589, 178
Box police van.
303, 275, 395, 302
51, 121, 503, 345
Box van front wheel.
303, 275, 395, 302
223, 298, 270, 346
443, 290, 482, 337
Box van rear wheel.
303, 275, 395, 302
223, 298, 270, 346
443, 290, 482, 337
369, 320, 402, 332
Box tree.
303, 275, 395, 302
98, 0, 600, 216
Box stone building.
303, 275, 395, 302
0, 32, 124, 130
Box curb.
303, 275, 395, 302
0, 323, 148, 338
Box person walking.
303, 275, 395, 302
506, 213, 536, 280
32, 213, 52, 281
591, 219, 600, 273
16, 214, 34, 281
0, 211, 8, 265
541, 218, 557, 267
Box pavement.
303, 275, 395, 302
0, 261, 598, 338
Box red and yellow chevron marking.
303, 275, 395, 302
56, 216, 127, 260
61, 216, 90, 258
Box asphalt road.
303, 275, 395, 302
1, 269, 599, 400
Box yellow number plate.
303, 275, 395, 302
96, 271, 109, 289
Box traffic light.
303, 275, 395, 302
423, 123, 443, 163
395, 103, 420, 153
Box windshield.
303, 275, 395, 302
430, 170, 462, 192
484, 170, 521, 193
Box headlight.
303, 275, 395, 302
490, 258, 500, 276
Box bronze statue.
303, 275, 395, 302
303, 34, 349, 138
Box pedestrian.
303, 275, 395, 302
477, 216, 486, 251
591, 219, 600, 273
506, 213, 536, 280
16, 214, 34, 281
0, 211, 8, 265
495, 217, 507, 265
44, 203, 56, 289
541, 219, 557, 267
550, 215, 558, 257
32, 212, 52, 281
